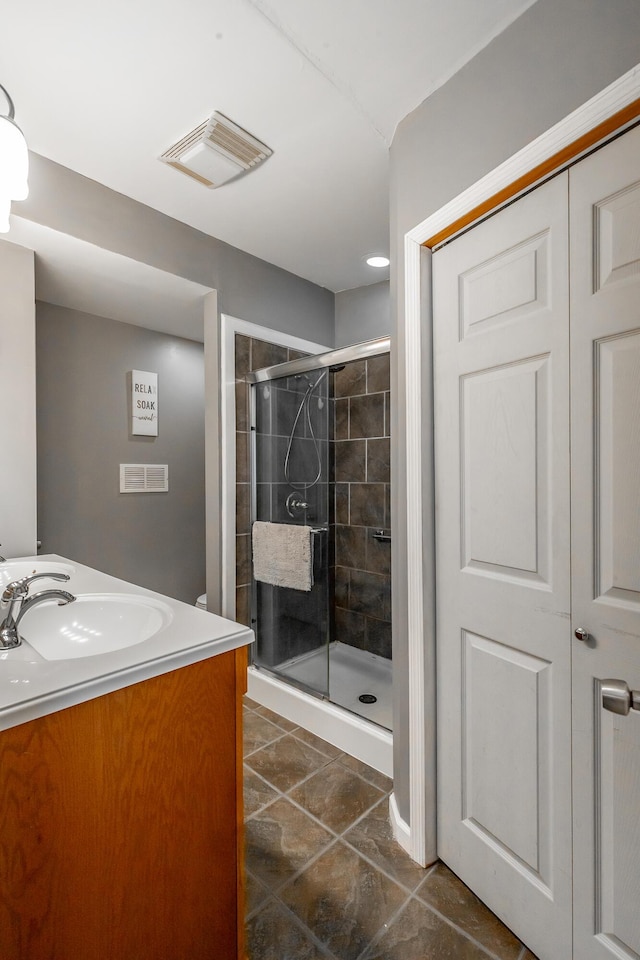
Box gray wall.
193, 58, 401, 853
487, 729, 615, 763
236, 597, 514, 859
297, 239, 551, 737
23, 154, 335, 612
22, 154, 335, 344
331, 354, 392, 661
0, 241, 37, 557
334, 281, 390, 347
389, 0, 640, 824
36, 302, 206, 604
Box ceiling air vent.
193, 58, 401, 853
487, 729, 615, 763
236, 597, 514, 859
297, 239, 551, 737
120, 464, 169, 493
160, 111, 272, 188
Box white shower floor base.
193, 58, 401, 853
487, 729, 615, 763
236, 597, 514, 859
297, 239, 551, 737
275, 642, 393, 730
247, 659, 393, 776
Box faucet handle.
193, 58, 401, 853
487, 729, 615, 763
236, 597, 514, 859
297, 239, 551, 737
1, 571, 70, 603
2, 578, 27, 603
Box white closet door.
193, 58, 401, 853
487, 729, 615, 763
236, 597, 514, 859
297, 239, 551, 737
433, 173, 572, 960
570, 125, 640, 960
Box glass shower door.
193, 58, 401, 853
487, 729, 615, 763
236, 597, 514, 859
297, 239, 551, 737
250, 370, 330, 699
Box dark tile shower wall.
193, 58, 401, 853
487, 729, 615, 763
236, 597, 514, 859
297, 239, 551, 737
235, 337, 391, 662
252, 368, 330, 672
330, 354, 392, 659
234, 334, 307, 627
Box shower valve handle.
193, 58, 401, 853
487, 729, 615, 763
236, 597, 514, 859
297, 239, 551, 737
286, 492, 310, 517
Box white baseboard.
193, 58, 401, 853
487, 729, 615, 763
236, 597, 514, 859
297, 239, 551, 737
389, 791, 413, 857
389, 791, 437, 868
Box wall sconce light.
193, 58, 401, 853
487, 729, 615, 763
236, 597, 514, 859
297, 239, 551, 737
0, 83, 29, 233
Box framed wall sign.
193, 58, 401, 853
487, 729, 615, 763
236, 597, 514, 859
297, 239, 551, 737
131, 370, 158, 436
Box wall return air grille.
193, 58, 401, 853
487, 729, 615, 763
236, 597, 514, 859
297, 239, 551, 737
120, 464, 169, 493
160, 111, 272, 188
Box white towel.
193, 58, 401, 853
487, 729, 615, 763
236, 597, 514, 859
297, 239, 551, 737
252, 521, 314, 592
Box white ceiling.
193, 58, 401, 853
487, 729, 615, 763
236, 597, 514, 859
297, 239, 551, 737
2, 0, 535, 294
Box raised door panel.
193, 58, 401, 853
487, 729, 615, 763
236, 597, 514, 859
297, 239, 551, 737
459, 230, 550, 338
593, 699, 640, 958
570, 124, 640, 960
595, 180, 640, 291
462, 631, 552, 886
434, 172, 571, 960
461, 356, 550, 584
595, 331, 640, 604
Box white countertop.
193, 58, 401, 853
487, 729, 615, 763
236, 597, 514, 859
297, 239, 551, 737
0, 555, 254, 731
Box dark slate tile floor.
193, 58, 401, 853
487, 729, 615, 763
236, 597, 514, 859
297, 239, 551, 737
243, 697, 540, 960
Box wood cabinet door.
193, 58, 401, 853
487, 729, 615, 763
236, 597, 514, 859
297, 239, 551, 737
569, 124, 640, 960
433, 172, 573, 960
0, 654, 241, 960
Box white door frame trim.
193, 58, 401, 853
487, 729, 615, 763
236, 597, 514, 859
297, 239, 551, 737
402, 63, 640, 865
219, 313, 329, 619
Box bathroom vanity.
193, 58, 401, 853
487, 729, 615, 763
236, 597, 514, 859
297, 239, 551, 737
0, 557, 253, 960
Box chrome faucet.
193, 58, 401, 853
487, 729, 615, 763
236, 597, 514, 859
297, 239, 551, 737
0, 572, 76, 649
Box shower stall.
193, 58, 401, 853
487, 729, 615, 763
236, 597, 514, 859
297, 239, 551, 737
246, 337, 392, 763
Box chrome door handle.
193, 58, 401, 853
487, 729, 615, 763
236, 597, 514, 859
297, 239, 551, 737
601, 679, 640, 716
574, 627, 589, 642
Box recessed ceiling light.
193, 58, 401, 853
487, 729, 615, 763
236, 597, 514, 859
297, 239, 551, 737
366, 255, 390, 268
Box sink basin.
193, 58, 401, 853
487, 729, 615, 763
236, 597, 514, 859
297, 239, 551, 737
19, 593, 173, 660
0, 560, 76, 590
